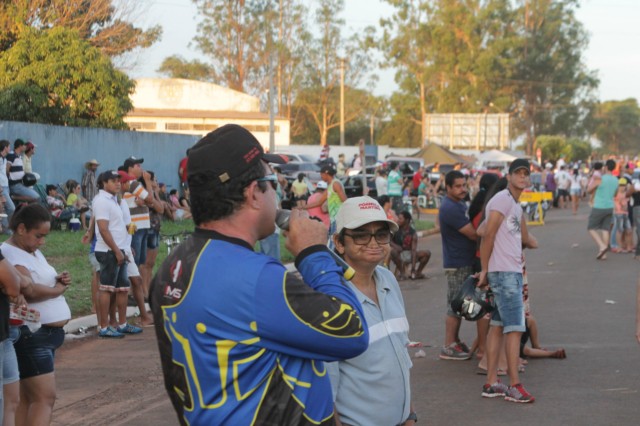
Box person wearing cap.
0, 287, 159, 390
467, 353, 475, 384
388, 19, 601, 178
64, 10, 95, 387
81, 159, 100, 204
148, 124, 368, 426
305, 164, 347, 246
326, 196, 417, 426
22, 141, 36, 174
93, 170, 143, 338
118, 171, 154, 327
306, 181, 329, 229
479, 158, 535, 403
6, 139, 39, 204
587, 159, 618, 260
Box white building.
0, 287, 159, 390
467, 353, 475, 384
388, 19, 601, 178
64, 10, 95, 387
124, 78, 290, 148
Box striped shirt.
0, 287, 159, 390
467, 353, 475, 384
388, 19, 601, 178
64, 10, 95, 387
122, 181, 150, 229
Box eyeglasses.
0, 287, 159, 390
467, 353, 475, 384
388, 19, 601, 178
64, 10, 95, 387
343, 229, 392, 245
256, 174, 278, 191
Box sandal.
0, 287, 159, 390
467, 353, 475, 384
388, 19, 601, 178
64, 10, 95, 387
596, 246, 609, 260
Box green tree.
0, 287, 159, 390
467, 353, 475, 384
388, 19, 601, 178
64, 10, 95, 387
293, 0, 374, 146
158, 55, 215, 82
535, 135, 570, 162
594, 99, 640, 154
513, 0, 598, 155
0, 27, 134, 129
0, 0, 161, 56
565, 138, 592, 162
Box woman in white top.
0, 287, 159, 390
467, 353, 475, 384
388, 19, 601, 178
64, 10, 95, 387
569, 168, 582, 215
1, 204, 71, 426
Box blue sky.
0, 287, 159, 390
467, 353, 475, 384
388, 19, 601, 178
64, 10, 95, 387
133, 0, 639, 102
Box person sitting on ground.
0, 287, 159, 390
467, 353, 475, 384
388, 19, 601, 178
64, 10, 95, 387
65, 180, 90, 230
168, 189, 191, 220
390, 211, 431, 280
45, 184, 78, 221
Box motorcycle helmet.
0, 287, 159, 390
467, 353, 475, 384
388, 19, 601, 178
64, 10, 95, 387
450, 275, 495, 321
22, 172, 37, 187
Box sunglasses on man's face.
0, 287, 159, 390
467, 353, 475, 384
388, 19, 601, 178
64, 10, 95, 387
256, 174, 278, 191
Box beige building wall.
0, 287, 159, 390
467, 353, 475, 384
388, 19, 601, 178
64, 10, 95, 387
125, 78, 290, 148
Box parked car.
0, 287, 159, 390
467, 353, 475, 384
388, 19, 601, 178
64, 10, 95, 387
274, 152, 317, 163
277, 161, 322, 183
342, 173, 378, 198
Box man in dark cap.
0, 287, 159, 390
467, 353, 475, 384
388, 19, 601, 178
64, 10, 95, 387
479, 158, 535, 403
149, 124, 368, 426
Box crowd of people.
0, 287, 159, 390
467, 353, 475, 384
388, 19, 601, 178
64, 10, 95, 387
2, 124, 640, 424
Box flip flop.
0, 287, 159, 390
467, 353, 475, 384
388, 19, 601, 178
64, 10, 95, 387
596, 246, 609, 260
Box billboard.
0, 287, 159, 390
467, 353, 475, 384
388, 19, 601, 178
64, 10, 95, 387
424, 113, 510, 150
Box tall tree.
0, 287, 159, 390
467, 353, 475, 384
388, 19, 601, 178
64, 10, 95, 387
594, 99, 640, 154
293, 0, 374, 146
0, 27, 134, 129
0, 0, 161, 56
512, 0, 598, 155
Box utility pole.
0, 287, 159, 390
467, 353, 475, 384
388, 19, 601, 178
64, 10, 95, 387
340, 58, 345, 146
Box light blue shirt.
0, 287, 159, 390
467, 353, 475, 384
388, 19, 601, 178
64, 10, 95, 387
327, 266, 412, 426
593, 174, 618, 209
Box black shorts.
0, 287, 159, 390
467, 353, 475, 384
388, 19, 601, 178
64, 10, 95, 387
14, 325, 65, 379
95, 250, 130, 292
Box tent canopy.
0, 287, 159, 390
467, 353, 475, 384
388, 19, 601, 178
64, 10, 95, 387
411, 143, 470, 166
477, 149, 517, 163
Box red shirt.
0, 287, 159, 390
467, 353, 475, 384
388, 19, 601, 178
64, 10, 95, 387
179, 157, 188, 183
412, 171, 422, 190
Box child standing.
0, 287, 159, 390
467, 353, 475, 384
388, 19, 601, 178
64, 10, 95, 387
613, 178, 633, 253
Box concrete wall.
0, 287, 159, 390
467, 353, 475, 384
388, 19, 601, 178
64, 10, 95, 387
0, 121, 199, 191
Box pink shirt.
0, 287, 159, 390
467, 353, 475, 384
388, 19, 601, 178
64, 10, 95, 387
307, 192, 329, 229
486, 189, 523, 273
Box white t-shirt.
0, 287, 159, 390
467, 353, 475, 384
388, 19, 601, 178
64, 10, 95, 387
0, 242, 71, 326
555, 170, 570, 190
93, 190, 128, 252
375, 176, 388, 195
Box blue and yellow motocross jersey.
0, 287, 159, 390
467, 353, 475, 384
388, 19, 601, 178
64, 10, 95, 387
149, 228, 369, 426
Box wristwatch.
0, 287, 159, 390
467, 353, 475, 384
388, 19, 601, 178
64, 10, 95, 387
407, 412, 418, 423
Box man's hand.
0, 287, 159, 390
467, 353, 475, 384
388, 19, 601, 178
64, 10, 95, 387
284, 209, 330, 257
56, 271, 72, 286
477, 270, 488, 288
115, 249, 125, 266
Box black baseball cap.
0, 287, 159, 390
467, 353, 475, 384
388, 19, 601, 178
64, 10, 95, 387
97, 170, 120, 184
320, 165, 336, 176
187, 124, 287, 184
509, 158, 531, 174
123, 156, 144, 170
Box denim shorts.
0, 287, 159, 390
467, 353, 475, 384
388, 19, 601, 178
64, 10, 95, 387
613, 214, 631, 231
487, 271, 526, 333
2, 330, 19, 384
95, 250, 130, 292
147, 229, 160, 250
446, 266, 474, 317
130, 228, 149, 265
13, 325, 65, 379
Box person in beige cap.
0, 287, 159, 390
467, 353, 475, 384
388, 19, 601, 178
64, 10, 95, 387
327, 196, 418, 426
81, 159, 100, 204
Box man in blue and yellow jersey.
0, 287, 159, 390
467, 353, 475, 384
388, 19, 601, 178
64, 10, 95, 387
149, 124, 369, 426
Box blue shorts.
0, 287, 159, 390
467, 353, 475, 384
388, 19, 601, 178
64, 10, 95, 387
2, 327, 20, 384
130, 228, 149, 265
147, 229, 160, 250
488, 271, 525, 333
13, 325, 65, 379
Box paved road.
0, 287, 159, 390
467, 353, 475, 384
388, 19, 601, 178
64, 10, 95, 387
52, 203, 640, 425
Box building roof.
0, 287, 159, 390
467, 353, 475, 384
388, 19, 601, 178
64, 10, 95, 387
126, 108, 286, 121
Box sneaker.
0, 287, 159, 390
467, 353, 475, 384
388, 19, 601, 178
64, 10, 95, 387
99, 326, 125, 339
439, 343, 471, 360
504, 383, 535, 403
457, 340, 471, 354
117, 323, 143, 334
481, 380, 509, 398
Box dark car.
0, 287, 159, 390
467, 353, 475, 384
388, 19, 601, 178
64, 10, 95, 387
277, 161, 322, 183
342, 174, 378, 198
